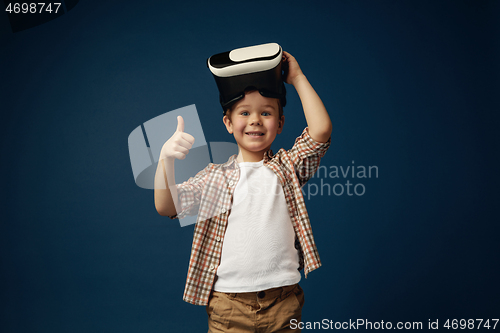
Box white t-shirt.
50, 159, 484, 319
213, 160, 301, 292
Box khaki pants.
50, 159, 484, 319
206, 284, 304, 332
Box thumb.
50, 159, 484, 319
176, 115, 184, 132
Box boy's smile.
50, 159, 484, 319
223, 90, 284, 162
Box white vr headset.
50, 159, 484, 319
207, 43, 287, 114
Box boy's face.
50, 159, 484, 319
223, 90, 284, 161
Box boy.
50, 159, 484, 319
154, 48, 332, 332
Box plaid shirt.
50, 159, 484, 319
170, 127, 331, 306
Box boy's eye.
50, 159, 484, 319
240, 111, 249, 116
262, 112, 271, 116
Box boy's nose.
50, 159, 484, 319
249, 116, 262, 125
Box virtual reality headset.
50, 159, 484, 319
207, 43, 286, 114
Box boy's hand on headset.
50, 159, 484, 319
282, 51, 305, 86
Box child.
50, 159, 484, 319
154, 48, 332, 332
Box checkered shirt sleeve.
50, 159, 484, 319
289, 127, 331, 187
168, 164, 211, 220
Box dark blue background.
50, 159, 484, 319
1, 1, 499, 332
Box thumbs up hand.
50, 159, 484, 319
159, 116, 195, 161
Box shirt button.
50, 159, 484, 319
228, 180, 234, 186
216, 236, 221, 242
209, 264, 215, 271
221, 208, 227, 214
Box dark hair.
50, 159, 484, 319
224, 90, 284, 119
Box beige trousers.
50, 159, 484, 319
206, 284, 304, 333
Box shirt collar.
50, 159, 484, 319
221, 154, 238, 170
222, 149, 274, 169
263, 149, 274, 163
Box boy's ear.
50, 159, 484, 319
277, 115, 285, 134
223, 115, 233, 134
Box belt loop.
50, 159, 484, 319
281, 284, 295, 301
280, 286, 287, 301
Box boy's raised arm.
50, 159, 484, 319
154, 116, 195, 216
282, 51, 332, 143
